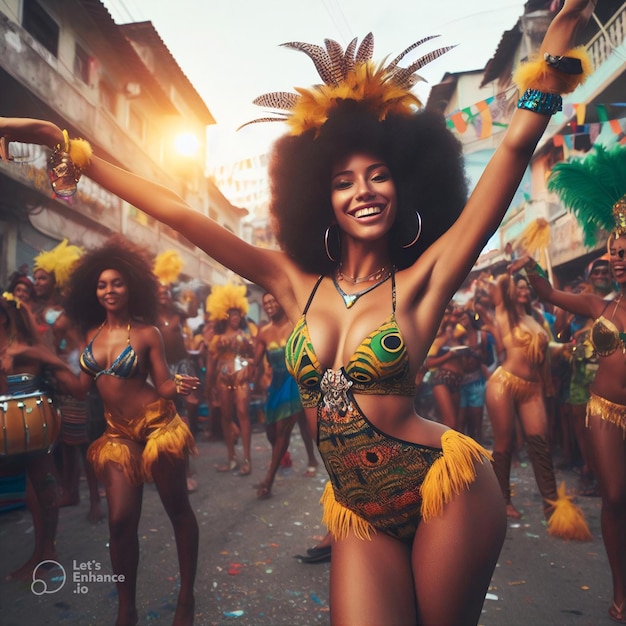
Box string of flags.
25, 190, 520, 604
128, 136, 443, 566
446, 97, 626, 143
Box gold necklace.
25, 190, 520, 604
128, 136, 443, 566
337, 263, 387, 284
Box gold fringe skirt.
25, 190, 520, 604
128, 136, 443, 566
320, 429, 492, 542
586, 391, 626, 437
87, 398, 197, 485
488, 366, 543, 404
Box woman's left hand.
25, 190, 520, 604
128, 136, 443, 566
174, 374, 200, 395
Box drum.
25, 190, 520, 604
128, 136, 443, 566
0, 392, 60, 456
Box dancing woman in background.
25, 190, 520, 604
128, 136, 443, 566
61, 236, 199, 626
0, 2, 598, 621
517, 143, 626, 624
205, 283, 255, 476
484, 272, 590, 537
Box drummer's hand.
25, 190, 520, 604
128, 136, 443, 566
174, 374, 200, 396
0, 117, 63, 154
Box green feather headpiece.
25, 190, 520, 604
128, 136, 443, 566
547, 144, 626, 248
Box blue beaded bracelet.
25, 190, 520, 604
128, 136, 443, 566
517, 89, 563, 116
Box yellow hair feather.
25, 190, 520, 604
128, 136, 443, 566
205, 282, 249, 321
33, 239, 83, 288
288, 63, 421, 136
153, 249, 184, 286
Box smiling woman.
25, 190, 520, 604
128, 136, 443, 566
0, 2, 599, 622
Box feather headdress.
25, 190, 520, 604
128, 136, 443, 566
153, 249, 184, 286
547, 144, 626, 247
205, 283, 249, 321
33, 239, 83, 287
239, 33, 454, 136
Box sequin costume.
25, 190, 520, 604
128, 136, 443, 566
265, 343, 302, 425
586, 300, 626, 436
286, 273, 491, 542
81, 324, 195, 484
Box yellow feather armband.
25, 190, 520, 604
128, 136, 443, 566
513, 46, 592, 95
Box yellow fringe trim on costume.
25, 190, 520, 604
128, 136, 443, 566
68, 137, 93, 170
421, 430, 492, 522
513, 46, 592, 95
586, 393, 626, 437
87, 438, 143, 485
142, 415, 197, 481
320, 481, 375, 541
545, 481, 592, 541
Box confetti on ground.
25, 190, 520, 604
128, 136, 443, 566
580, 585, 590, 590
508, 580, 526, 586
223, 609, 244, 618
485, 593, 499, 601
311, 592, 325, 605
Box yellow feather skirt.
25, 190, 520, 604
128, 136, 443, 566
87, 398, 197, 485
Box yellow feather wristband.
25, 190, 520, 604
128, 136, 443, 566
67, 137, 93, 170
513, 46, 592, 95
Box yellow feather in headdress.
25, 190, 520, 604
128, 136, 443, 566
33, 239, 83, 287
288, 63, 421, 136
153, 250, 184, 286
205, 283, 249, 321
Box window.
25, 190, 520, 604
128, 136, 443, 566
74, 43, 90, 85
22, 0, 59, 57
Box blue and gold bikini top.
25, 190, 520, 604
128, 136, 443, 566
80, 322, 140, 380
591, 296, 626, 357
285, 273, 416, 408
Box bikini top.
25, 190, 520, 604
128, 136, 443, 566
591, 296, 626, 357
285, 273, 416, 408
80, 322, 140, 380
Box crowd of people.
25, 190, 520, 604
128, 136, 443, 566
3, 1, 623, 624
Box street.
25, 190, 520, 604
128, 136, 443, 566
0, 424, 617, 626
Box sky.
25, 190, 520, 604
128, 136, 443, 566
100, 0, 527, 164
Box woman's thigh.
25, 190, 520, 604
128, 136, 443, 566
330, 531, 415, 625
485, 383, 516, 447
413, 461, 506, 625
517, 394, 549, 438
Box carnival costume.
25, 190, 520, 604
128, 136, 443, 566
206, 283, 255, 390
80, 323, 195, 484
237, 27, 595, 542
286, 273, 491, 541
264, 343, 302, 425
488, 292, 591, 539
547, 145, 626, 439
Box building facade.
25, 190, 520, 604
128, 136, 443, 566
0, 0, 248, 293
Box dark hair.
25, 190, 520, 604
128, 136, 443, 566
63, 234, 159, 332
7, 273, 34, 296
269, 100, 468, 273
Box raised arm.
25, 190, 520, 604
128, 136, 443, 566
513, 255, 605, 319
0, 119, 299, 299
419, 0, 596, 302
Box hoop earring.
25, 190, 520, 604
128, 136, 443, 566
324, 224, 340, 262
402, 211, 422, 248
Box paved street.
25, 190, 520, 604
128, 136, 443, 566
0, 425, 617, 626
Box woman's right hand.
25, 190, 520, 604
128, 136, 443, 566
0, 117, 63, 151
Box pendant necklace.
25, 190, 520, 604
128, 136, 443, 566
332, 270, 392, 309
